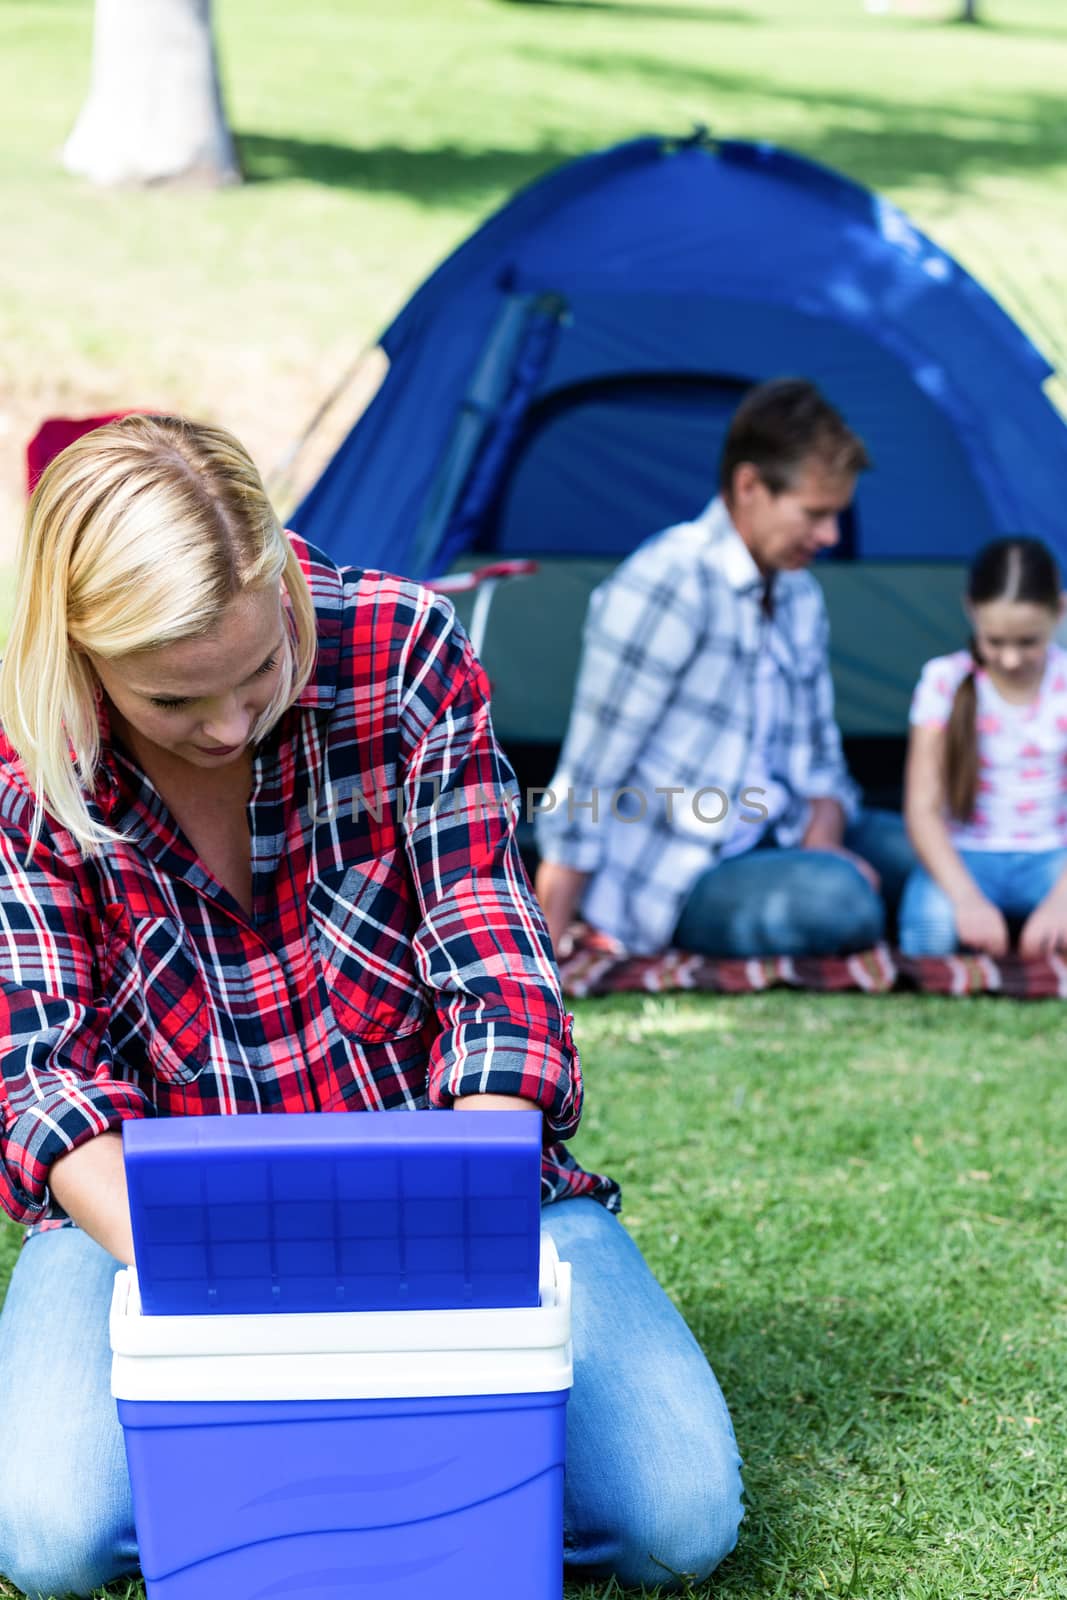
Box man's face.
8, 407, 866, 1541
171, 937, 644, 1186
730, 457, 857, 573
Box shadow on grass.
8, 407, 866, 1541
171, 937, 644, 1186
972, 18, 1067, 39
240, 53, 1067, 204
236, 133, 587, 202
525, 50, 1067, 192
497, 0, 759, 20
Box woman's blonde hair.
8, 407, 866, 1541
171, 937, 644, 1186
0, 414, 318, 858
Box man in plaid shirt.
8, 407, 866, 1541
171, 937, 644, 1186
536, 379, 915, 958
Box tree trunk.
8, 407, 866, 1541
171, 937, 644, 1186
960, 0, 979, 19
63, 0, 240, 188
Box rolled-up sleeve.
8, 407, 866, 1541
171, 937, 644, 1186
0, 815, 148, 1223
397, 596, 581, 1139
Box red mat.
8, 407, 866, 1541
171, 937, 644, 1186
557, 925, 1067, 1000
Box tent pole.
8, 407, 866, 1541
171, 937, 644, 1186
266, 339, 386, 512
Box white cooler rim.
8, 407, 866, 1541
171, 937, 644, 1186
111, 1239, 572, 1403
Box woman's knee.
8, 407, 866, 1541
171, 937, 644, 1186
1, 1537, 122, 1600
0, 1481, 133, 1599
608, 1441, 744, 1590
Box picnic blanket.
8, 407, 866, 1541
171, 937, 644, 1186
557, 925, 1067, 1000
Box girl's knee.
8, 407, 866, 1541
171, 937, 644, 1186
898, 868, 957, 955
899, 920, 958, 956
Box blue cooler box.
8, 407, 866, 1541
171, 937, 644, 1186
110, 1238, 572, 1600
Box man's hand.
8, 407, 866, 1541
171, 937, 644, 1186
534, 861, 590, 957
1019, 896, 1067, 959
800, 798, 880, 887
953, 891, 1010, 957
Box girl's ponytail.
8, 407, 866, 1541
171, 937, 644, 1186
944, 638, 980, 821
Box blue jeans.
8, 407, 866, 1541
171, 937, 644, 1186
674, 807, 915, 958
898, 848, 1067, 956
0, 1201, 742, 1597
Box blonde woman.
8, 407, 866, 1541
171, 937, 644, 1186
0, 416, 741, 1598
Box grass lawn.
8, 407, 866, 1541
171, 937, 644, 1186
2, 0, 1066, 1595
2, 989, 1066, 1599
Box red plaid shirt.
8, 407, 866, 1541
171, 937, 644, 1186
0, 536, 618, 1233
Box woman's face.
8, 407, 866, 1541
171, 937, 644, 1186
969, 596, 1063, 693
90, 586, 287, 771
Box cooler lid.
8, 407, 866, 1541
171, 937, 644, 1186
123, 1110, 542, 1316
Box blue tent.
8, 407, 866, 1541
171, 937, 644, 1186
292, 132, 1067, 774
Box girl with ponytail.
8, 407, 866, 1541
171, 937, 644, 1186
900, 536, 1067, 956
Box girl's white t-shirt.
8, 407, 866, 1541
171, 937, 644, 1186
909, 643, 1067, 852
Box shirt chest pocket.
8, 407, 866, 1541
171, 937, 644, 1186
792, 635, 826, 683
774, 641, 821, 733
102, 910, 211, 1085
308, 848, 429, 1043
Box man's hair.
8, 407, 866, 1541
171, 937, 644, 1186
719, 378, 870, 498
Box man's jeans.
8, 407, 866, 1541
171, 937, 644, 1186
0, 1201, 743, 1598
898, 847, 1067, 955
674, 808, 915, 958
